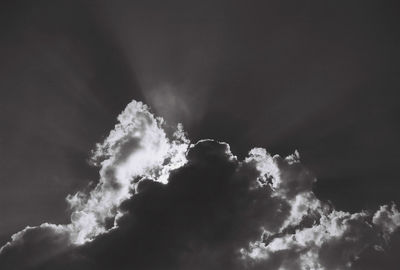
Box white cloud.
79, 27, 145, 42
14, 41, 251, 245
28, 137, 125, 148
373, 204, 400, 238
1, 99, 399, 270
1, 100, 190, 249
240, 146, 400, 270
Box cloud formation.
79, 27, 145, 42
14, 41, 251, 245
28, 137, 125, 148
66, 100, 189, 244
0, 100, 399, 270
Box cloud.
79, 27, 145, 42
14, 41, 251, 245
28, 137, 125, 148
0, 224, 70, 269
0, 100, 399, 270
0, 100, 189, 253
66, 100, 189, 244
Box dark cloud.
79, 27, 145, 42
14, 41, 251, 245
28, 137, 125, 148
352, 231, 400, 270
1, 137, 399, 270
0, 224, 71, 270
43, 140, 290, 270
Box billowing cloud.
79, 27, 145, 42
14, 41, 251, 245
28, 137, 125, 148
66, 100, 189, 244
0, 100, 399, 270
0, 100, 189, 254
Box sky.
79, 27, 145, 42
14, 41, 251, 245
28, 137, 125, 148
0, 0, 400, 269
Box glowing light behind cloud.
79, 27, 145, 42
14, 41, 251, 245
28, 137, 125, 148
1, 100, 400, 270
66, 100, 190, 244
0, 100, 190, 248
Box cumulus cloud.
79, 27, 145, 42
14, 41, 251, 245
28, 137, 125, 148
0, 100, 189, 252
66, 100, 189, 244
0, 100, 399, 270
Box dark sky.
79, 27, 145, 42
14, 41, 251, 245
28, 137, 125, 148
1, 0, 400, 254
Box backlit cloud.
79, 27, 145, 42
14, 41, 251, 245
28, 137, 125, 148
0, 100, 399, 270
